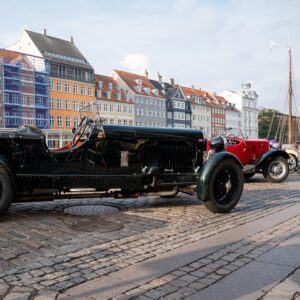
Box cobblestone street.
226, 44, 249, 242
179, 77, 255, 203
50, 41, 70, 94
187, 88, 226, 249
0, 174, 300, 299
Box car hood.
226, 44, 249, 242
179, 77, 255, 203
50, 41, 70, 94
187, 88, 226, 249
103, 125, 203, 142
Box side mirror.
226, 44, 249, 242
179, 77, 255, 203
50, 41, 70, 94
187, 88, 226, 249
71, 127, 76, 134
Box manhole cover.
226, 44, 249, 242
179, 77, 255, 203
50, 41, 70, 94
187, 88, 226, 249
64, 205, 119, 216
70, 220, 124, 232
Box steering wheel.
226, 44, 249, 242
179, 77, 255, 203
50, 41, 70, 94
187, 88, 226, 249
72, 116, 89, 147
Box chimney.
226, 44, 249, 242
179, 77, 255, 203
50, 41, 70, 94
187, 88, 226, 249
43, 29, 47, 36
70, 36, 74, 44
144, 69, 148, 78
191, 85, 195, 89
157, 72, 162, 83
170, 78, 175, 86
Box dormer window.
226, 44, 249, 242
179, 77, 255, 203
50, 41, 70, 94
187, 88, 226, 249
135, 79, 142, 86
117, 93, 121, 101
134, 86, 142, 93
107, 91, 111, 99
98, 81, 103, 89
125, 94, 130, 102
152, 89, 159, 96
97, 90, 102, 98
108, 82, 113, 91
116, 84, 121, 91
144, 87, 150, 95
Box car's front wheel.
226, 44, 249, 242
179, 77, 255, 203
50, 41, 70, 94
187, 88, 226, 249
201, 159, 244, 213
0, 165, 13, 216
263, 156, 289, 182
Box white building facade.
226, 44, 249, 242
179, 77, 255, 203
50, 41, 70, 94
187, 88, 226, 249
221, 83, 258, 138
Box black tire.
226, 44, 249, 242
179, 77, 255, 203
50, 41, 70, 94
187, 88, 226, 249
263, 156, 289, 182
244, 172, 255, 179
0, 165, 13, 216
287, 154, 297, 172
201, 159, 244, 213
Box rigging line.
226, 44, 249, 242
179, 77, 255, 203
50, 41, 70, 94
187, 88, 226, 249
267, 110, 275, 140
275, 111, 283, 140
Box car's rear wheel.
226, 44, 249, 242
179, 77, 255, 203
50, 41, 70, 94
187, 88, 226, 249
0, 165, 13, 216
263, 156, 289, 182
287, 154, 297, 172
201, 159, 244, 213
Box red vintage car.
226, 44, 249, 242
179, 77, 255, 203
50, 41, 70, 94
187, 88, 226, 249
208, 134, 290, 182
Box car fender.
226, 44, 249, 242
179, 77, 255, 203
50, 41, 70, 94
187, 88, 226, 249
197, 152, 243, 202
255, 149, 290, 171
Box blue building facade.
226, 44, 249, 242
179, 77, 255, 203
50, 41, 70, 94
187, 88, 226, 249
0, 50, 50, 129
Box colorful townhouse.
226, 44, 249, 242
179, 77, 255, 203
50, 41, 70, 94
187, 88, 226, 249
150, 74, 192, 128
0, 49, 50, 129
95, 74, 134, 125
7, 29, 95, 148
181, 86, 212, 137
112, 70, 166, 127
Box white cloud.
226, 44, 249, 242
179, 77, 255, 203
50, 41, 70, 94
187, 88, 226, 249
121, 53, 150, 75
1, 1, 299, 114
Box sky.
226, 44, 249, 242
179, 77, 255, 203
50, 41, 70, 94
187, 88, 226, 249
0, 0, 299, 113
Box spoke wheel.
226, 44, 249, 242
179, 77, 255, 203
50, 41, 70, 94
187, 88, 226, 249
263, 156, 289, 182
287, 154, 297, 172
200, 159, 244, 213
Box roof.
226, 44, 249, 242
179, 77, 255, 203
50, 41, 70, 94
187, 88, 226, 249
0, 49, 21, 61
114, 70, 166, 99
25, 30, 93, 70
181, 85, 211, 105
95, 74, 133, 104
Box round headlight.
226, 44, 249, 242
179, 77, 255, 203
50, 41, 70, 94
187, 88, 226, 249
211, 136, 226, 152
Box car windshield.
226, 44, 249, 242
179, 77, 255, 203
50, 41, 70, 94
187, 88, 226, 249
79, 102, 98, 121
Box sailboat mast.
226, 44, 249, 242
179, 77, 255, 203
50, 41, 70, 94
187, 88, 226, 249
288, 47, 293, 144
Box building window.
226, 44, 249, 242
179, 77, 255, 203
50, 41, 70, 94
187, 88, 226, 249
108, 82, 113, 91
65, 83, 70, 93
88, 87, 92, 96
50, 81, 54, 91
123, 106, 127, 113
73, 100, 78, 111
129, 107, 133, 114
81, 86, 86, 95
118, 119, 122, 125
66, 116, 71, 128
97, 90, 102, 98
50, 115, 54, 126
104, 104, 108, 111
109, 105, 114, 112
123, 120, 128, 125
117, 105, 121, 113
50, 98, 54, 108
167, 112, 172, 119
74, 117, 79, 128
57, 116, 62, 127
66, 99, 71, 110
110, 119, 114, 124
80, 101, 85, 109
57, 82, 62, 92
57, 99, 62, 109
73, 84, 78, 94
107, 92, 111, 99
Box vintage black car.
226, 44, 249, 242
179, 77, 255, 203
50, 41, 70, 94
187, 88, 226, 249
0, 111, 244, 216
